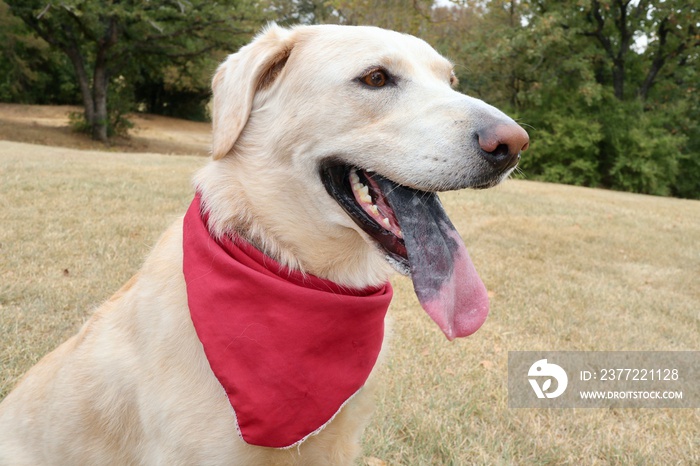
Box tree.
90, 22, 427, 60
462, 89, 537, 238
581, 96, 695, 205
0, 1, 78, 104
267, 0, 435, 32
266, 0, 342, 25
581, 0, 698, 102
330, 0, 434, 34
549, 0, 698, 197
5, 0, 262, 142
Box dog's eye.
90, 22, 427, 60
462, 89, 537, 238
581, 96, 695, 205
361, 69, 389, 88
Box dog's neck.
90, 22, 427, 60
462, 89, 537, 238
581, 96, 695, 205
193, 158, 395, 289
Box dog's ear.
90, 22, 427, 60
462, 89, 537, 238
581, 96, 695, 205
211, 24, 294, 160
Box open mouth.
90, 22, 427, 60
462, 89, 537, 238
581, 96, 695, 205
322, 165, 409, 271
321, 163, 490, 340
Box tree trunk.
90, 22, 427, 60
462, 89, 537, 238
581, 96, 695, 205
637, 16, 690, 102
588, 0, 632, 101
611, 0, 632, 101
62, 44, 98, 132
638, 57, 663, 102
92, 63, 109, 142
89, 17, 118, 143
612, 58, 625, 100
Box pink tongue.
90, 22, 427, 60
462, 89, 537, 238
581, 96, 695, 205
379, 181, 489, 340
417, 229, 489, 340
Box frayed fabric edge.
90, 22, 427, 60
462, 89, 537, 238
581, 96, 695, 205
221, 383, 365, 450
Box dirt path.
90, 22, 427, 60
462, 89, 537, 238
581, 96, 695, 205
0, 103, 210, 156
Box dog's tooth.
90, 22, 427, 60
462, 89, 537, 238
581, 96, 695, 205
382, 218, 391, 228
369, 205, 379, 215
397, 229, 403, 238
350, 170, 360, 185
359, 186, 372, 203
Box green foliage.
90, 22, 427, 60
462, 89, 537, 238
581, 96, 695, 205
67, 111, 91, 135
674, 102, 700, 199
520, 114, 604, 188
266, 0, 341, 25
0, 1, 79, 104
133, 60, 221, 121
600, 102, 681, 196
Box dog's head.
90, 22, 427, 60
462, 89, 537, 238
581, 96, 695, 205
198, 24, 528, 340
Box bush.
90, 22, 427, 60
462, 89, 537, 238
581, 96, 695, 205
68, 109, 133, 139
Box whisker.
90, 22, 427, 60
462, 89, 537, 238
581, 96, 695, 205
515, 120, 536, 131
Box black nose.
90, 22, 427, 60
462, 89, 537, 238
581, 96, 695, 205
476, 123, 529, 171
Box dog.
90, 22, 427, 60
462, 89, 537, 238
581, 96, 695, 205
0, 24, 528, 465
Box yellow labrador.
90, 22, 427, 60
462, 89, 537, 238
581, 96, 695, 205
0, 24, 528, 465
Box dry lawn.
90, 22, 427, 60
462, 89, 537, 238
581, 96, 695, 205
0, 103, 210, 156
1, 122, 699, 464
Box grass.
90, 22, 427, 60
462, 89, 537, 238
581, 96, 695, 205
1, 140, 699, 465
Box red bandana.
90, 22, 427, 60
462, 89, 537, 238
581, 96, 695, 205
182, 194, 393, 448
